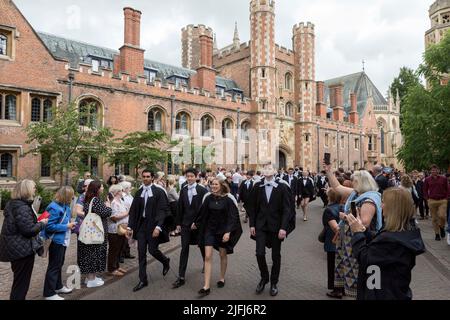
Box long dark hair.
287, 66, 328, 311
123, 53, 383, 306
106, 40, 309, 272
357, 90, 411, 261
85, 180, 102, 204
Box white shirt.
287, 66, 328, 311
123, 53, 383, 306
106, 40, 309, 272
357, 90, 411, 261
232, 173, 243, 184
108, 198, 128, 234
245, 179, 252, 189
288, 175, 294, 185
264, 179, 277, 202
187, 183, 198, 205
217, 172, 226, 181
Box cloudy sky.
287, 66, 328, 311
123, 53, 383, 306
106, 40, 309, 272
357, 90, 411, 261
15, 0, 432, 95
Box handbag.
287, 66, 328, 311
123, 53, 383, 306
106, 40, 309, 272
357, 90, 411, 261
318, 227, 326, 243
117, 223, 129, 237
78, 198, 105, 245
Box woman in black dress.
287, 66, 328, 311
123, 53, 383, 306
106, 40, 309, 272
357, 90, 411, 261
77, 180, 112, 288
194, 178, 242, 297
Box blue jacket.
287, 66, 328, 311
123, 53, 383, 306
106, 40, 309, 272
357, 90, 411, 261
41, 201, 71, 246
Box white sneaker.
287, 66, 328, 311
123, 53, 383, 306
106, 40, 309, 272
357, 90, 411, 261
45, 294, 65, 301
85, 277, 104, 285
55, 286, 73, 294
87, 279, 104, 288
447, 233, 450, 246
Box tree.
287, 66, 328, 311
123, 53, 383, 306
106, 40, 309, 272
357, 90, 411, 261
107, 131, 170, 181
25, 102, 115, 186
397, 30, 450, 171
390, 67, 421, 129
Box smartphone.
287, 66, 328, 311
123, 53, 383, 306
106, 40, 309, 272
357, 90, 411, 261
350, 201, 357, 217
324, 153, 331, 166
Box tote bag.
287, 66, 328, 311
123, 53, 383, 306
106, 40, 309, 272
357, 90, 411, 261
78, 198, 105, 245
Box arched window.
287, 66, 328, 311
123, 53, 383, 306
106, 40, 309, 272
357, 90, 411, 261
380, 128, 385, 154
43, 99, 52, 122
79, 98, 100, 127
241, 121, 250, 141
5, 95, 16, 120
31, 98, 41, 122
175, 112, 190, 134
222, 118, 233, 139
148, 108, 163, 132
0, 34, 7, 56
0, 153, 13, 177
201, 115, 213, 137
285, 102, 293, 118
285, 73, 293, 90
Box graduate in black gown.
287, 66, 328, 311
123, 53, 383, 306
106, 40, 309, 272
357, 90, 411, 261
194, 178, 243, 297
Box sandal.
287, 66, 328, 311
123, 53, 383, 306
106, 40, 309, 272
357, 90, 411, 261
110, 270, 124, 277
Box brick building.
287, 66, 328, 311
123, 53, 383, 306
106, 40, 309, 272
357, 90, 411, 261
0, 0, 398, 187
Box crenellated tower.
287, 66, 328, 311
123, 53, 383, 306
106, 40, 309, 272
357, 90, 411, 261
250, 0, 278, 165
292, 22, 316, 170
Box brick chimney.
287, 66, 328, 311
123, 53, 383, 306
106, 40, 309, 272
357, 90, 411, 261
116, 7, 145, 79
349, 92, 359, 124
330, 84, 345, 122
316, 81, 327, 118
190, 29, 216, 93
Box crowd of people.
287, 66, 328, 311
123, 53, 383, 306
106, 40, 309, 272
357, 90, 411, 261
0, 162, 448, 301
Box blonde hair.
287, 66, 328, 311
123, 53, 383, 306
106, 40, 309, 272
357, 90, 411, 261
167, 175, 176, 187
54, 186, 75, 205
383, 188, 415, 232
109, 184, 123, 195
400, 175, 413, 188
352, 171, 379, 194
155, 171, 165, 180
119, 181, 132, 190
11, 180, 36, 201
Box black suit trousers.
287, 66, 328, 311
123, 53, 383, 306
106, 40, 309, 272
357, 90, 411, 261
10, 254, 35, 300
137, 229, 168, 283
178, 226, 205, 279
255, 231, 282, 285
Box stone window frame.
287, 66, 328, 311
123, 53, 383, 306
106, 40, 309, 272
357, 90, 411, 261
285, 102, 294, 118
0, 149, 18, 180
0, 91, 19, 122
284, 72, 293, 91
0, 25, 16, 61
221, 118, 234, 139
324, 133, 330, 148
200, 114, 214, 138
147, 106, 165, 132
354, 138, 360, 150
175, 111, 192, 136
77, 97, 104, 129
31, 96, 54, 123
240, 121, 251, 142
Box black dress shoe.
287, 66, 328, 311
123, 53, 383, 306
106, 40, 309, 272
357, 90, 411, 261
133, 281, 148, 292
172, 278, 185, 289
270, 284, 278, 297
217, 281, 225, 288
440, 228, 446, 238
119, 257, 125, 264
125, 255, 135, 259
198, 288, 210, 298
163, 258, 170, 276
255, 279, 269, 294
436, 234, 442, 241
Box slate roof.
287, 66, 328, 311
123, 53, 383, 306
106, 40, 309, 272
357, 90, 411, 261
37, 31, 242, 93
324, 72, 388, 117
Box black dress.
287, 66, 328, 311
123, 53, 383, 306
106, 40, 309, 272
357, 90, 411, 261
77, 197, 112, 275
196, 194, 242, 254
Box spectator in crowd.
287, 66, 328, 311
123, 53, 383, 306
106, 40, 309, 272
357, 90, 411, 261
373, 165, 389, 195
348, 188, 425, 300
194, 178, 243, 297
42, 186, 76, 300
400, 175, 419, 206
119, 181, 135, 261
231, 169, 243, 200
322, 189, 342, 299
324, 163, 382, 299
154, 172, 166, 188
78, 180, 112, 288
107, 175, 119, 187
107, 184, 129, 277
423, 165, 449, 241
415, 172, 429, 220
167, 176, 180, 237
73, 179, 93, 236
0, 180, 48, 300
76, 172, 91, 194
117, 175, 126, 183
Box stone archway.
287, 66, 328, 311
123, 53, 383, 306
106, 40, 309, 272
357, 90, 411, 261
278, 150, 287, 170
